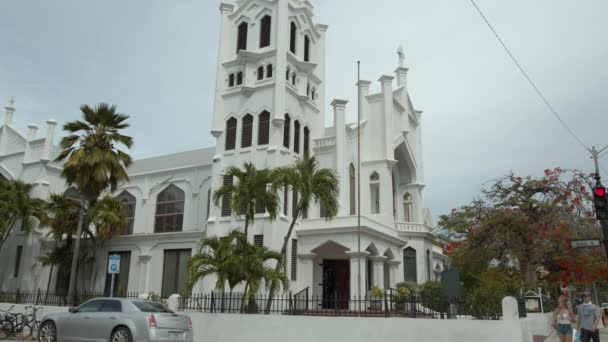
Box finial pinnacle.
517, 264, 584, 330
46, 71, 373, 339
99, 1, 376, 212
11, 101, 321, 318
397, 45, 405, 68
7, 96, 15, 107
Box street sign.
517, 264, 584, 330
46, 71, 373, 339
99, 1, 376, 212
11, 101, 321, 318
108, 254, 121, 274
570, 239, 601, 249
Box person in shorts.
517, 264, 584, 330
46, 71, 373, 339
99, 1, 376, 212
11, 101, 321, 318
553, 295, 575, 342
577, 292, 601, 342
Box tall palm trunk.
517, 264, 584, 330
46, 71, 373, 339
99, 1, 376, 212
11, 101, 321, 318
244, 217, 250, 241
67, 206, 85, 305
0, 215, 17, 253
264, 207, 300, 314
240, 282, 250, 313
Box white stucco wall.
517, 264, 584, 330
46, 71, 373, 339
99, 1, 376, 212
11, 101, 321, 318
0, 302, 553, 342
187, 313, 548, 342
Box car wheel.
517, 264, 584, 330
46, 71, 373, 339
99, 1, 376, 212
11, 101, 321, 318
110, 327, 132, 342
38, 321, 56, 342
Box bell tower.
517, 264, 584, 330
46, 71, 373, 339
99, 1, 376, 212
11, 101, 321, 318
207, 0, 328, 245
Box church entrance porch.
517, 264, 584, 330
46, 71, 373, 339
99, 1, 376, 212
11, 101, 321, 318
321, 259, 349, 309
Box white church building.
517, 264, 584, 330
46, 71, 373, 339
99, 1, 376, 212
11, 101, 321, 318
0, 0, 446, 301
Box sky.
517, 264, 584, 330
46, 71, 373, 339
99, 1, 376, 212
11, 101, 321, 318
1, 0, 607, 224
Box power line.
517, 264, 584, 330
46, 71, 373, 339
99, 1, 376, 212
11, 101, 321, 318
468, 0, 589, 152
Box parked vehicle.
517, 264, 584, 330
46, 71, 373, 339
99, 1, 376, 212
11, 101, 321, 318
37, 298, 192, 342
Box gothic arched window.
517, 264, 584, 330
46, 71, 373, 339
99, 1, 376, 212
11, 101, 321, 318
266, 64, 273, 78
283, 186, 289, 216
426, 250, 432, 282
117, 191, 136, 235
237, 22, 248, 53
291, 72, 296, 86
221, 175, 233, 217
225, 117, 237, 151
286, 67, 291, 81
293, 120, 301, 154
155, 185, 185, 233
290, 22, 297, 54
206, 189, 211, 220
283, 114, 291, 149
257, 66, 264, 80
403, 247, 417, 282
303, 126, 310, 157
403, 193, 412, 222
258, 111, 270, 146
349, 164, 356, 215
304, 35, 311, 62
228, 74, 235, 87
236, 71, 243, 85
241, 114, 253, 148
370, 172, 380, 214
292, 189, 299, 218
260, 15, 271, 48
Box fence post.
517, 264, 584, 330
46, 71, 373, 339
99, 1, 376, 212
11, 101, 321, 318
289, 292, 294, 315
210, 291, 215, 313
334, 291, 338, 316
168, 294, 181, 312
306, 288, 309, 311
384, 291, 389, 318
502, 296, 519, 320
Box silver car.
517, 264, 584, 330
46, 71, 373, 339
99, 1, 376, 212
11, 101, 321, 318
37, 298, 193, 342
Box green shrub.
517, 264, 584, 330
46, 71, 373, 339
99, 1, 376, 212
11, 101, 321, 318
393, 287, 410, 303
419, 281, 449, 313
370, 286, 384, 299
465, 271, 519, 320
396, 281, 419, 294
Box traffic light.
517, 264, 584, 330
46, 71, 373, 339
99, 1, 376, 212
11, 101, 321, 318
593, 185, 608, 220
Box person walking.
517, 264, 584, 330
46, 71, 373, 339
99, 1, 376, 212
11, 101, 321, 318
553, 295, 575, 342
577, 292, 602, 342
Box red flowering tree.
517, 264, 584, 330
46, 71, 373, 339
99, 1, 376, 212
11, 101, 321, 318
439, 168, 608, 289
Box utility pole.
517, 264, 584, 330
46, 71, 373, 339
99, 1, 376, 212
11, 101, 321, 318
590, 145, 608, 261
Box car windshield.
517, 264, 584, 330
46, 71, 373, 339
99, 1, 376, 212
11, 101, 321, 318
132, 301, 173, 313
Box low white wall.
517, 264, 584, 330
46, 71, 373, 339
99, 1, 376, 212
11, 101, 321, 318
0, 302, 552, 342
0, 303, 69, 317
190, 313, 523, 342
520, 313, 552, 341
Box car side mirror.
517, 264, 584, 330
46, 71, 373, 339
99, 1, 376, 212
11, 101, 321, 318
69, 307, 78, 313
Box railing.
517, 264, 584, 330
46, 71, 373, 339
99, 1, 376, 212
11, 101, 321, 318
177, 288, 504, 320
0, 289, 140, 307
394, 222, 433, 233
313, 136, 336, 149
293, 287, 309, 313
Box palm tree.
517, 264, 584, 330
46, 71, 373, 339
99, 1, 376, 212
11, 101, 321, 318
237, 233, 288, 313
0, 180, 46, 253
187, 230, 244, 295
264, 156, 339, 313
54, 103, 133, 304
213, 163, 279, 239
89, 195, 127, 241
38, 193, 81, 294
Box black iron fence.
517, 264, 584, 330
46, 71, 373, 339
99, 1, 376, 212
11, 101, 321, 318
0, 289, 140, 307
178, 287, 505, 319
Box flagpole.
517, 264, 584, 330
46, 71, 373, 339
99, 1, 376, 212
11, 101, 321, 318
357, 61, 362, 300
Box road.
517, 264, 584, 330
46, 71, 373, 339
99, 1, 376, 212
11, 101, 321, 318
3, 327, 608, 341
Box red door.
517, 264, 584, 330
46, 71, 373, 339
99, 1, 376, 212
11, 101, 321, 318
335, 260, 350, 309
322, 260, 350, 309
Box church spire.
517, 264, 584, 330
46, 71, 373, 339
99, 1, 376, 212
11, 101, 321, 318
4, 96, 15, 126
